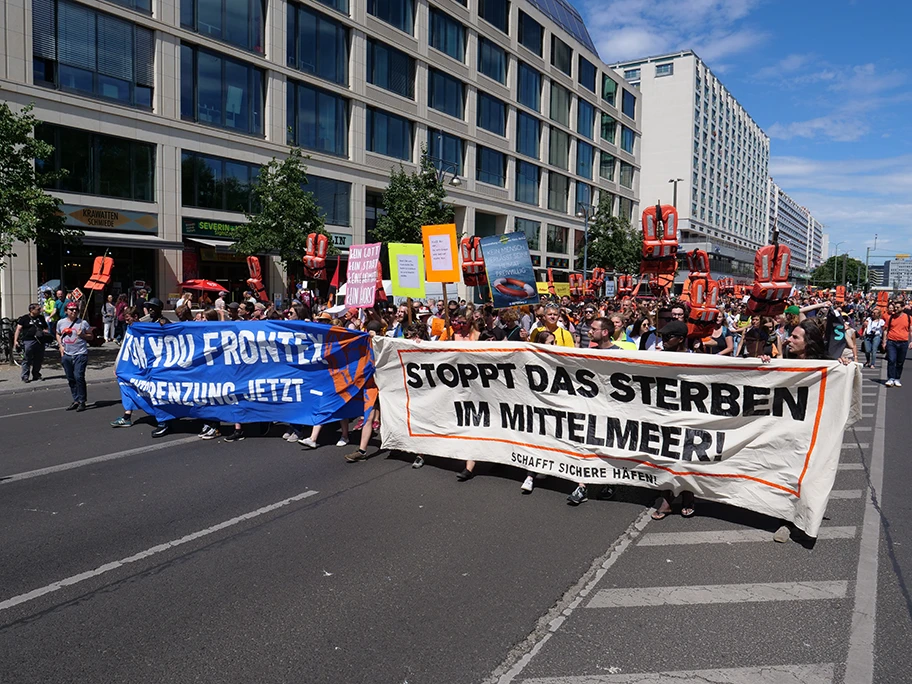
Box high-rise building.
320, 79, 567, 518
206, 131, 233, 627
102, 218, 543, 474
1, 0, 640, 316
883, 259, 912, 290
806, 215, 824, 270
610, 50, 769, 282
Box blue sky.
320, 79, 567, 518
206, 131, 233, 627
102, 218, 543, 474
573, 0, 912, 266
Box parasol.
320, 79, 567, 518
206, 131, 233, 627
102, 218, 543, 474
179, 279, 226, 292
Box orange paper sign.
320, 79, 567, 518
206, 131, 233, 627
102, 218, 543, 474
421, 224, 459, 283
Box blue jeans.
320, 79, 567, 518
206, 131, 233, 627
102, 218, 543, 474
62, 353, 88, 403
864, 334, 882, 367
20, 340, 45, 380
885, 339, 908, 381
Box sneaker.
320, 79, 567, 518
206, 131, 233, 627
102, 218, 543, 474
151, 423, 170, 438
773, 525, 791, 543
66, 401, 80, 411
412, 456, 425, 469
345, 449, 368, 462
110, 416, 132, 428
567, 485, 588, 505
282, 430, 292, 440
335, 438, 350, 447
521, 475, 534, 493
285, 431, 302, 443
75, 402, 87, 412
596, 486, 616, 500
886, 379, 895, 387
298, 437, 317, 449
895, 380, 902, 388
456, 468, 474, 481
198, 425, 213, 438
224, 430, 245, 442
201, 428, 220, 440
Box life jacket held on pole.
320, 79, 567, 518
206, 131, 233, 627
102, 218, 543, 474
640, 203, 679, 275
246, 256, 269, 302
303, 232, 330, 280
684, 249, 719, 338
569, 273, 585, 297
746, 243, 792, 317
460, 236, 487, 287
547, 268, 556, 296
84, 256, 114, 290
588, 267, 606, 295
618, 274, 634, 297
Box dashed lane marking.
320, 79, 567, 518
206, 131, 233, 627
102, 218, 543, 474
586, 581, 848, 608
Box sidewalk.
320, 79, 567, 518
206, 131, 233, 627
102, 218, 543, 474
0, 345, 120, 396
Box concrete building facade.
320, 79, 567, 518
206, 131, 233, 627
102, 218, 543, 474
0, 0, 640, 317
610, 50, 768, 282
882, 259, 912, 291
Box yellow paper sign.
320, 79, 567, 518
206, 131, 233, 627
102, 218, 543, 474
421, 224, 460, 283
388, 243, 426, 298
535, 282, 570, 296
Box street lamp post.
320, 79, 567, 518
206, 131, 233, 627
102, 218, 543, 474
668, 178, 684, 207
865, 233, 878, 288
832, 241, 845, 286
575, 202, 596, 282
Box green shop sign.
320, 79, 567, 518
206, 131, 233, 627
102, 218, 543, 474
182, 218, 244, 239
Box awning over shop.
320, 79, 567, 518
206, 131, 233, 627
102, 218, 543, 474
79, 231, 185, 251
185, 237, 236, 250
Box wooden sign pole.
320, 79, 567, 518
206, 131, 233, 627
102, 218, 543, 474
442, 282, 451, 338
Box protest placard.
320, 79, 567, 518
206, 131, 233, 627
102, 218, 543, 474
372, 338, 862, 537
388, 243, 426, 298
480, 233, 538, 308
421, 224, 459, 283
345, 242, 382, 308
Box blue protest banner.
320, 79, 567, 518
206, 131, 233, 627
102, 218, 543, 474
480, 233, 539, 308
115, 322, 374, 425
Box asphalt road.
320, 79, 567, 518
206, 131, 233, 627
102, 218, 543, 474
1, 367, 909, 684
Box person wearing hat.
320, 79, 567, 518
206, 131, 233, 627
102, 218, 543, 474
13, 302, 50, 383
140, 297, 168, 324
315, 311, 333, 323
226, 301, 241, 321
56, 301, 93, 411
214, 290, 228, 312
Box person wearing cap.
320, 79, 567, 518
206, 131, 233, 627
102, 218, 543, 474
214, 291, 228, 311
140, 297, 168, 324
315, 311, 333, 323
226, 301, 241, 320
13, 302, 50, 383
56, 302, 93, 411
244, 290, 257, 306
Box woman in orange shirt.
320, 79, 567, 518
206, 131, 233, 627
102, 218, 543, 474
881, 301, 912, 387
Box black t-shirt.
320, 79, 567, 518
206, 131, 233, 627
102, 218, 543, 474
17, 314, 48, 342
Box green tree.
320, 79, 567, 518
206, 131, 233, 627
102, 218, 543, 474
579, 196, 643, 274
810, 255, 866, 288
373, 146, 454, 244
0, 103, 79, 265
230, 146, 336, 271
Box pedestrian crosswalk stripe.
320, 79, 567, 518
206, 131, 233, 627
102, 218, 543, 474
519, 662, 835, 683
586, 580, 848, 608
839, 463, 865, 470
637, 526, 856, 546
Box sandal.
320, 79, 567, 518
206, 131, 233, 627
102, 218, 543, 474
651, 509, 671, 520
681, 506, 696, 518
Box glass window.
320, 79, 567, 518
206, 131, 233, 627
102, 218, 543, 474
182, 151, 259, 212
618, 196, 633, 222
33, 0, 154, 109
286, 3, 348, 86
548, 128, 569, 170
546, 224, 568, 253
515, 217, 540, 249
548, 172, 569, 213
287, 79, 349, 156
655, 62, 673, 76
477, 37, 506, 84
515, 161, 539, 205
38, 123, 155, 201
477, 93, 506, 136
313, 0, 348, 13
517, 62, 541, 111
621, 125, 635, 153
107, 0, 151, 12
578, 57, 596, 91
599, 152, 614, 181
623, 68, 640, 80
576, 181, 591, 209
181, 0, 264, 53
427, 128, 464, 176
517, 11, 542, 56
549, 83, 570, 127
550, 35, 571, 76
367, 107, 412, 160
622, 89, 636, 118
366, 38, 414, 99
181, 44, 264, 136
600, 112, 616, 144
476, 146, 506, 187
577, 99, 594, 139
601, 74, 616, 106
576, 141, 593, 179
516, 111, 539, 159
366, 0, 414, 34
619, 161, 634, 188
428, 8, 465, 62
428, 68, 465, 119
307, 174, 351, 226
478, 0, 508, 34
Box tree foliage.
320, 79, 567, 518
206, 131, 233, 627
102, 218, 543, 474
809, 255, 867, 288
230, 146, 336, 270
579, 196, 643, 274
373, 146, 455, 244
0, 103, 79, 265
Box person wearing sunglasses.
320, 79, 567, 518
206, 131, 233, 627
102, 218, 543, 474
56, 303, 93, 411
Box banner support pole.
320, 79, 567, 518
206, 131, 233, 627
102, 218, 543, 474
442, 283, 451, 338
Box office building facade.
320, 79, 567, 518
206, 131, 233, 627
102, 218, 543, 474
882, 259, 912, 291
1, 0, 640, 316
610, 51, 769, 282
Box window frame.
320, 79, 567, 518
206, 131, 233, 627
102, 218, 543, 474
366, 0, 415, 35
428, 67, 466, 120
428, 7, 466, 62
286, 3, 349, 86
517, 62, 541, 112
366, 107, 414, 161
516, 111, 540, 159
286, 78, 350, 157
476, 92, 507, 136
517, 11, 542, 56
515, 160, 540, 206
477, 36, 507, 85
181, 150, 260, 213
547, 172, 569, 213
578, 56, 596, 92
180, 0, 266, 54
550, 35, 572, 76
476, 146, 506, 187
366, 38, 415, 99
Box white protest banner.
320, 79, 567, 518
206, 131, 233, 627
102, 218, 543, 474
373, 338, 862, 537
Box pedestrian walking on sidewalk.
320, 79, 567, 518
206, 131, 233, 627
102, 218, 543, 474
102, 294, 116, 342
13, 302, 50, 383
56, 302, 93, 411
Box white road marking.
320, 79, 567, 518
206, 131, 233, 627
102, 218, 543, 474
842, 443, 869, 449
637, 526, 856, 546
845, 365, 887, 683
0, 437, 198, 484
519, 663, 835, 684
0, 406, 67, 420
586, 581, 848, 608
828, 489, 864, 499
849, 426, 873, 432
838, 463, 865, 471
0, 489, 318, 612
